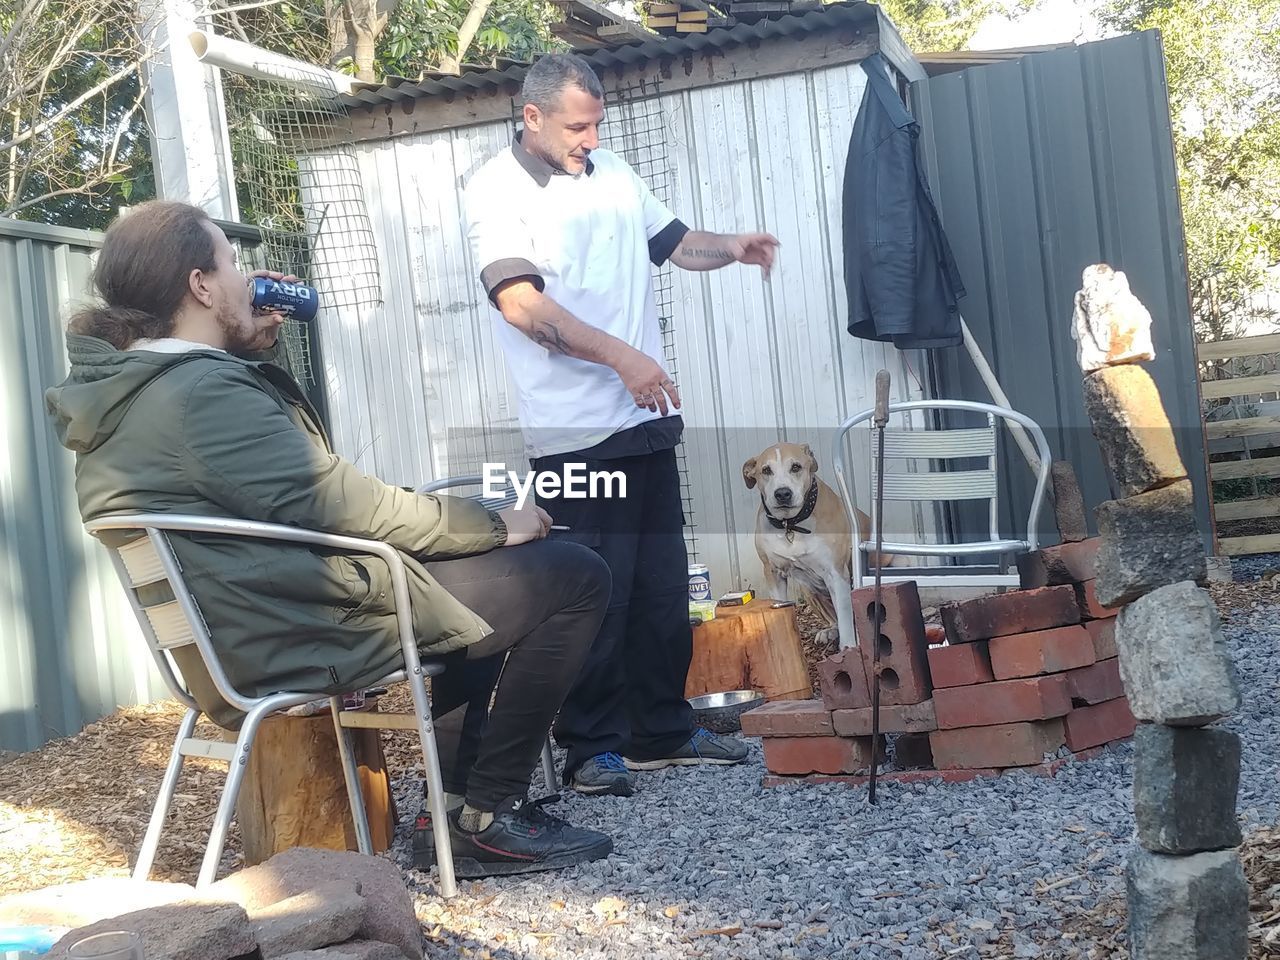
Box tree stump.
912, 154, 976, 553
685, 599, 813, 701
233, 707, 397, 866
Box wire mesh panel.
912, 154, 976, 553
600, 83, 698, 563
219, 57, 383, 417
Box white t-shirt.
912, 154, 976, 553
463, 139, 688, 459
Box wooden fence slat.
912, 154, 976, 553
1219, 533, 1280, 556
1213, 497, 1280, 521
1211, 456, 1280, 481
1204, 415, 1280, 441
1200, 373, 1280, 400
1198, 333, 1280, 362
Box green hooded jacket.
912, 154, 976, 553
45, 334, 507, 727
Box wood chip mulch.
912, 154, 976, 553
0, 701, 242, 895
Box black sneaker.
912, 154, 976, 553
444, 795, 613, 878
624, 727, 750, 770
411, 812, 438, 871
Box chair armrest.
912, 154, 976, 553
86, 514, 405, 569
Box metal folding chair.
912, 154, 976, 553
87, 513, 462, 897
416, 474, 559, 793
832, 399, 1052, 591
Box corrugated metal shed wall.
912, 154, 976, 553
305, 57, 943, 594
914, 31, 1212, 547
0, 219, 161, 753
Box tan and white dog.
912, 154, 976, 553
742, 442, 892, 650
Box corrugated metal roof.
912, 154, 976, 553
915, 43, 1076, 77
342, 1, 879, 108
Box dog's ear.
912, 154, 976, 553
802, 443, 818, 473
742, 457, 758, 489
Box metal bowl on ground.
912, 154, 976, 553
688, 690, 765, 734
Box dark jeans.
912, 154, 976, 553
424, 539, 609, 810
530, 446, 695, 775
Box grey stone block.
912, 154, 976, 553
1117, 582, 1241, 725
253, 880, 365, 958
1050, 460, 1089, 542
1134, 724, 1242, 853
1082, 364, 1187, 497
1094, 480, 1207, 606
209, 848, 422, 960
275, 942, 405, 960
1126, 847, 1248, 960
48, 900, 254, 960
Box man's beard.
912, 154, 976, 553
216, 301, 276, 355
528, 135, 581, 174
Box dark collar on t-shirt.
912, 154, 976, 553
512, 130, 595, 187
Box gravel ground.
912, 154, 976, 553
384, 558, 1280, 960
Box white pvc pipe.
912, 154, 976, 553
959, 314, 1046, 479
189, 30, 359, 96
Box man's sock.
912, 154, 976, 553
457, 803, 494, 833
444, 791, 465, 812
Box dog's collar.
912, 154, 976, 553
762, 480, 820, 539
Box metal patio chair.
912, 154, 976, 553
87, 513, 462, 897
416, 474, 559, 793
832, 399, 1052, 591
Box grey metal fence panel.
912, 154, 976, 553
912, 29, 1212, 551
0, 217, 163, 753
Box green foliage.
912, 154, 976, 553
374, 0, 556, 79
1, 0, 155, 227
1099, 0, 1280, 341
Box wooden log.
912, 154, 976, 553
685, 599, 813, 701
234, 708, 396, 866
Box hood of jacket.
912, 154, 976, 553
46, 334, 251, 454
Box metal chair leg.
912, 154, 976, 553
406, 668, 457, 898
541, 737, 558, 792
197, 701, 272, 888
331, 697, 374, 856
134, 707, 198, 881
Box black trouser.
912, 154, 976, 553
529, 446, 695, 776
424, 539, 609, 810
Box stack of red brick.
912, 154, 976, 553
743, 536, 1137, 786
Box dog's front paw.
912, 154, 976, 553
815, 626, 841, 648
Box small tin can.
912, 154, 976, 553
341, 689, 366, 711
250, 277, 320, 322
688, 563, 711, 602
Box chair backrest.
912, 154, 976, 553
833, 399, 1052, 552
95, 526, 212, 713
417, 474, 519, 511
874, 415, 1001, 543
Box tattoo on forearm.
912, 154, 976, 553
532, 318, 570, 355
681, 245, 735, 263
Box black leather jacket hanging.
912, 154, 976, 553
843, 53, 966, 350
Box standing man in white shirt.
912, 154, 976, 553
463, 52, 779, 797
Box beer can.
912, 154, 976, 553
688, 563, 711, 602
250, 277, 319, 322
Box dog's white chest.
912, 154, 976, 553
760, 525, 828, 567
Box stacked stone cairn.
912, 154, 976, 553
1072, 263, 1247, 959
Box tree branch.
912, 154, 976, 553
0, 59, 142, 154
438, 0, 495, 74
